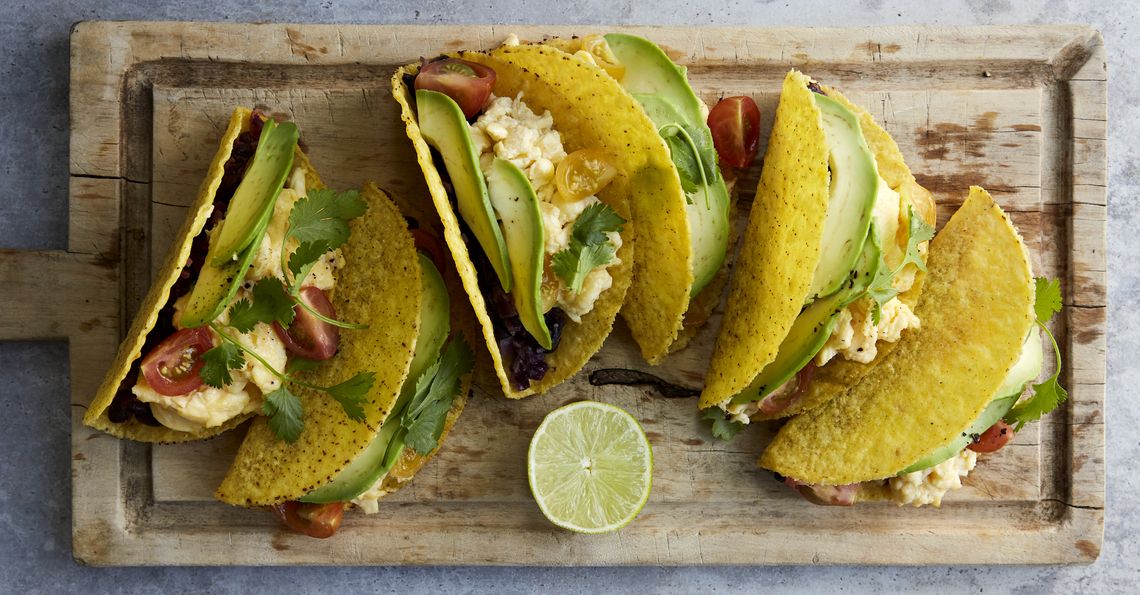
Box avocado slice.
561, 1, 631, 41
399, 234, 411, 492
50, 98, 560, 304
605, 33, 730, 298
485, 158, 552, 349
300, 254, 451, 503
730, 232, 883, 406
210, 120, 299, 265
180, 121, 299, 328
900, 329, 1044, 474
415, 89, 512, 292
805, 95, 880, 302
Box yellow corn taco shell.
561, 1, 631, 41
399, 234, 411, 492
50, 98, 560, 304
394, 45, 650, 398
700, 70, 935, 414
539, 36, 738, 362
760, 187, 1035, 485
216, 183, 475, 506
83, 108, 316, 443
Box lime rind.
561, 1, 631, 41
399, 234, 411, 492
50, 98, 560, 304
527, 401, 653, 534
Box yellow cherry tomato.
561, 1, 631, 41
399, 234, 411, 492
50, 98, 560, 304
556, 149, 619, 202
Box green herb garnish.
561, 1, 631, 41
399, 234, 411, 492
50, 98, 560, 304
866, 206, 935, 324
703, 407, 745, 442
402, 338, 475, 455
1004, 277, 1067, 431
552, 202, 625, 292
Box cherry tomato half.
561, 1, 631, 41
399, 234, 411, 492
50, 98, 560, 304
411, 228, 447, 273
555, 148, 618, 202
707, 96, 761, 169
271, 501, 345, 539
140, 327, 214, 396
415, 58, 497, 119
968, 420, 1015, 453
273, 286, 340, 361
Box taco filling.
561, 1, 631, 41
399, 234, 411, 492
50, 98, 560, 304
706, 76, 935, 427
102, 110, 375, 441
410, 56, 626, 391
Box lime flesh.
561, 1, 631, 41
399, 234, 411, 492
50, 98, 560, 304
527, 401, 653, 534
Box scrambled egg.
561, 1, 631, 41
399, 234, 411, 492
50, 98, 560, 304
350, 481, 392, 515
888, 449, 977, 507
470, 93, 621, 322
141, 166, 341, 433
815, 180, 922, 366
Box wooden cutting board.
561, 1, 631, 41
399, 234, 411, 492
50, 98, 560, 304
8, 22, 1105, 565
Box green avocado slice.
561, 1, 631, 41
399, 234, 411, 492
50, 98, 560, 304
300, 254, 451, 503
210, 120, 299, 265
730, 231, 883, 406
900, 329, 1045, 474
806, 94, 879, 302
605, 33, 730, 298
180, 120, 299, 328
415, 89, 512, 292
485, 158, 552, 349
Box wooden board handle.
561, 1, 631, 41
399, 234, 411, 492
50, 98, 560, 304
0, 249, 118, 341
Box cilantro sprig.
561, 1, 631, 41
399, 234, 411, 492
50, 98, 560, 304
1004, 277, 1068, 431
401, 338, 475, 454
200, 323, 375, 443
866, 206, 935, 324
703, 408, 745, 442
552, 203, 626, 292
660, 122, 717, 208
279, 188, 369, 330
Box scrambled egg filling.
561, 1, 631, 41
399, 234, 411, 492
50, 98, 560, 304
887, 449, 977, 507
469, 93, 621, 323
350, 480, 393, 514
137, 168, 343, 432
815, 180, 923, 366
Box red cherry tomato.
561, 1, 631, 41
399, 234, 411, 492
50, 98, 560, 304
707, 96, 761, 169
968, 420, 1015, 453
140, 327, 214, 396
415, 58, 497, 119
271, 501, 345, 539
273, 286, 340, 361
411, 228, 447, 273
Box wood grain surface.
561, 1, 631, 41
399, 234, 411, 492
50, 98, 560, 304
6, 22, 1107, 565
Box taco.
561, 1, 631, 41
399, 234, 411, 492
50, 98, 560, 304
761, 187, 1066, 507
216, 182, 475, 537
542, 33, 759, 358
84, 108, 379, 443
700, 70, 937, 431
393, 43, 650, 397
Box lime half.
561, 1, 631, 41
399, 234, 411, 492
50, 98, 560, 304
527, 401, 653, 534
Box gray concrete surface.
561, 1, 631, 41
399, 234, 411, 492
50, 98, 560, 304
1, 0, 1134, 592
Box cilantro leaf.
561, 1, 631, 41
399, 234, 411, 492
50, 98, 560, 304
402, 339, 474, 455
552, 242, 617, 293
1004, 278, 1067, 431
702, 408, 744, 441
199, 341, 245, 388
287, 240, 331, 286
286, 189, 367, 251
325, 372, 375, 421
571, 202, 626, 245
898, 207, 935, 273
285, 357, 321, 375
551, 203, 624, 292
227, 278, 295, 333
662, 131, 701, 195
864, 207, 933, 324
1034, 277, 1063, 324
262, 386, 304, 443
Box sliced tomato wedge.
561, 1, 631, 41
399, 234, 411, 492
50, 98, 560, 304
555, 148, 618, 202
412, 228, 447, 273
707, 96, 761, 169
273, 286, 340, 361
140, 327, 214, 396
415, 58, 497, 119
271, 501, 345, 539
968, 420, 1015, 453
